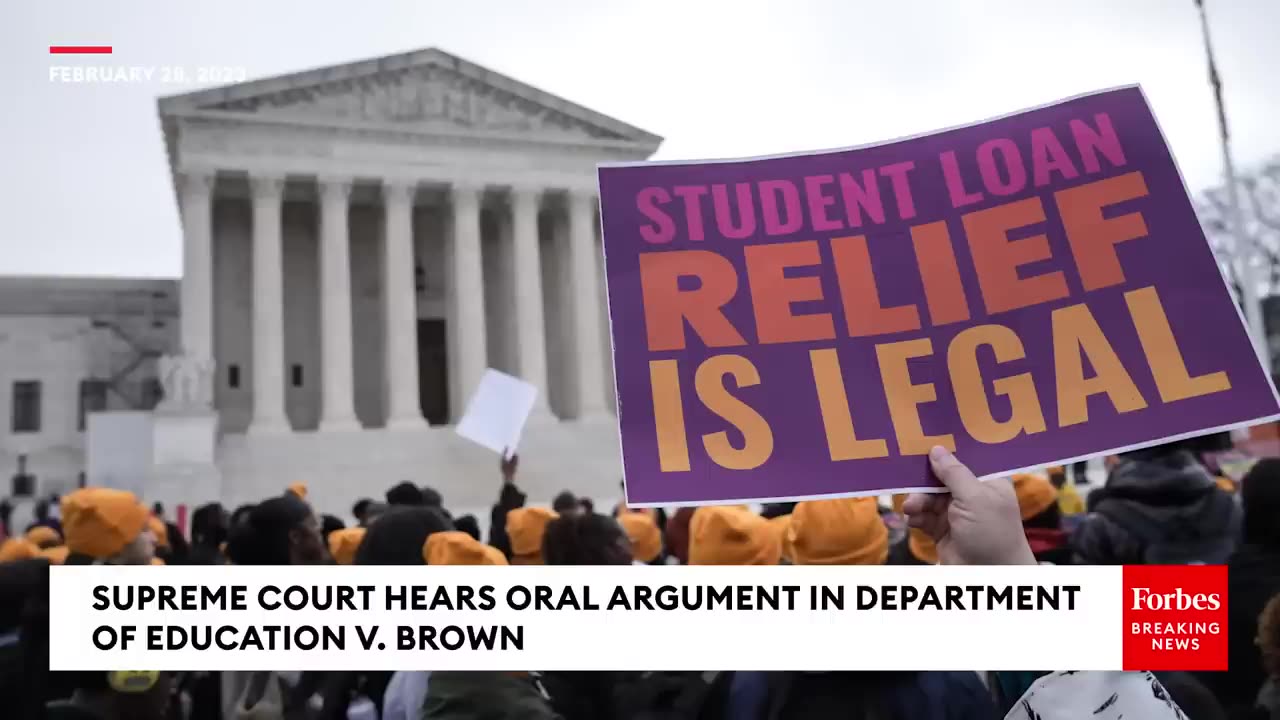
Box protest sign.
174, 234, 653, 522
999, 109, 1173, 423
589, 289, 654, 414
456, 369, 538, 458
598, 86, 1280, 507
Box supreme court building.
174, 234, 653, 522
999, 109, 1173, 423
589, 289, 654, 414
151, 48, 661, 517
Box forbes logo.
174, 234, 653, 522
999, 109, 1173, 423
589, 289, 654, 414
1122, 565, 1228, 672
1130, 587, 1222, 612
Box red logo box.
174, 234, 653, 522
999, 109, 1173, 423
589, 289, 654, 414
1122, 565, 1228, 671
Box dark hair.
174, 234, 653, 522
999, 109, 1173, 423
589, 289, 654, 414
229, 504, 255, 530
33, 500, 49, 520
579, 498, 595, 515
552, 491, 579, 513
151, 502, 164, 517
1155, 672, 1225, 720
761, 502, 796, 520
1119, 440, 1199, 463
1243, 459, 1280, 548
352, 498, 373, 520
190, 503, 227, 549
420, 486, 443, 508
454, 514, 481, 541
163, 520, 190, 565
321, 514, 345, 542
360, 502, 390, 526
385, 481, 424, 507
226, 495, 312, 565
544, 514, 631, 566
354, 507, 451, 565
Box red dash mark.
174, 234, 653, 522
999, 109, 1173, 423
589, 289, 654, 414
49, 46, 113, 54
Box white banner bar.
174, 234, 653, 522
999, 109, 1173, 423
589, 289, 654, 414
50, 565, 1124, 671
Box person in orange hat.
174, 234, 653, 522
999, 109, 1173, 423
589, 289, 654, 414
1011, 473, 1071, 565
328, 527, 366, 565
505, 507, 557, 565
688, 506, 779, 565
889, 495, 938, 565
617, 511, 663, 564
1012, 473, 1058, 521
0, 537, 38, 563
61, 488, 154, 565
383, 533, 508, 720
787, 498, 888, 565
39, 544, 70, 565
424, 531, 507, 566
25, 525, 61, 549
287, 482, 308, 500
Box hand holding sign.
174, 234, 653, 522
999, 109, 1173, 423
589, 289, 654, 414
903, 446, 1036, 566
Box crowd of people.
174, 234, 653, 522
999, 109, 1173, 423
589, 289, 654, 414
0, 436, 1277, 719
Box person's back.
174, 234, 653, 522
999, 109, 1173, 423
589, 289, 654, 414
1201, 460, 1280, 712
489, 454, 525, 559
1074, 448, 1239, 565
720, 671, 997, 720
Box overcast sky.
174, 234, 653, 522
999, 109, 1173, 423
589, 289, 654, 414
2, 0, 1278, 278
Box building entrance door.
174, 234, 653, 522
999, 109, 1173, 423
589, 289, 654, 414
417, 319, 449, 425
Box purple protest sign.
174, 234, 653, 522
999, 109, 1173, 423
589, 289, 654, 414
598, 86, 1280, 507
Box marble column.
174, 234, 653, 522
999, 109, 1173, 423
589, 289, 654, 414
381, 179, 426, 429
317, 175, 359, 431
178, 170, 215, 362
450, 181, 488, 415
567, 189, 608, 419
248, 173, 289, 435
509, 185, 549, 412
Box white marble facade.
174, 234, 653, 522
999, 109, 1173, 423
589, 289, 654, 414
154, 48, 661, 517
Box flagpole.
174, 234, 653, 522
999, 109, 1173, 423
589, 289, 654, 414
1195, 0, 1267, 362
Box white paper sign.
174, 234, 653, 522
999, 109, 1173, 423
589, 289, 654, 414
455, 369, 538, 457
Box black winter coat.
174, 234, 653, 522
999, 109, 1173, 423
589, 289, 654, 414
1073, 451, 1240, 565
488, 483, 527, 560
1198, 543, 1280, 712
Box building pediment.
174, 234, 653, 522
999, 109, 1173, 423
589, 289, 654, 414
160, 48, 662, 149
208, 64, 623, 141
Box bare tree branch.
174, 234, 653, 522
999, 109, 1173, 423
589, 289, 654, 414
1199, 153, 1280, 297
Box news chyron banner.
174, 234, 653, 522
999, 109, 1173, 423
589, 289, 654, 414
51, 565, 1226, 671
598, 85, 1280, 507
